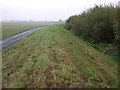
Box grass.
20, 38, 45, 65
2, 24, 119, 88
2, 22, 46, 39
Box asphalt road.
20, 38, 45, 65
0, 26, 46, 51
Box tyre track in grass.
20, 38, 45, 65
58, 29, 86, 88
28, 30, 52, 88
24, 26, 53, 88
29, 26, 57, 88
43, 27, 85, 88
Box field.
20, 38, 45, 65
2, 22, 45, 39
2, 24, 119, 88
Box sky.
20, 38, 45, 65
0, 0, 119, 21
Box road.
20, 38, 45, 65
0, 26, 46, 50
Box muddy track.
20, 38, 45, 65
0, 26, 47, 50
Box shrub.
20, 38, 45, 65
65, 4, 119, 44
65, 15, 77, 30
65, 4, 119, 61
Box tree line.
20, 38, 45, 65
65, 4, 120, 61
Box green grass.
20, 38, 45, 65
34, 54, 52, 71
2, 23, 46, 39
2, 24, 119, 88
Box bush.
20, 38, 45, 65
65, 4, 119, 61
65, 4, 119, 44
65, 15, 77, 30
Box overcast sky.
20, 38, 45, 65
1, 0, 119, 21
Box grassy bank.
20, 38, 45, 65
2, 24, 119, 88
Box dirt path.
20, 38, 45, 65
0, 26, 47, 50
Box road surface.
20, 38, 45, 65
0, 26, 46, 50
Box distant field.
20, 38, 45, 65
3, 24, 119, 88
2, 22, 45, 39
